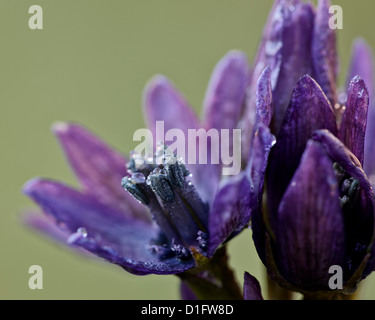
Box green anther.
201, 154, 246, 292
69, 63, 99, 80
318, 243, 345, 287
148, 174, 175, 202
166, 162, 186, 189
121, 177, 149, 205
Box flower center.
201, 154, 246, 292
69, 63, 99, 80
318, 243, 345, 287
121, 144, 209, 260
333, 163, 360, 209
333, 162, 370, 276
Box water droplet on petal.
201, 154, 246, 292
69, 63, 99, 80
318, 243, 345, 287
130, 172, 146, 184
67, 227, 88, 245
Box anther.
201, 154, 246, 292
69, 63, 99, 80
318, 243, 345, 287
166, 162, 188, 189
197, 231, 208, 251
121, 177, 149, 205
348, 179, 359, 199
147, 173, 175, 202
333, 163, 361, 209
147, 244, 175, 260
171, 244, 192, 260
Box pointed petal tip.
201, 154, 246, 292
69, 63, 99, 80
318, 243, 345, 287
51, 121, 71, 135
317, 0, 331, 10
142, 71, 200, 133
214, 49, 249, 76
142, 75, 171, 108
293, 74, 325, 93
203, 50, 248, 130
298, 74, 317, 84
142, 74, 182, 114
23, 179, 67, 203
295, 74, 332, 106
351, 74, 362, 83
243, 272, 263, 300
262, 65, 271, 74
143, 74, 170, 94
348, 74, 368, 88
51, 122, 86, 140
22, 177, 44, 196
352, 38, 373, 54
220, 49, 248, 64
353, 38, 374, 60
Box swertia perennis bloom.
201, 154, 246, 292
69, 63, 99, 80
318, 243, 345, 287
249, 0, 375, 298
23, 51, 271, 299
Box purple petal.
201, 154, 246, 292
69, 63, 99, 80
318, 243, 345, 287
75, 236, 195, 276
23, 211, 71, 243
52, 122, 149, 221
271, 2, 315, 134
248, 124, 276, 265
239, 0, 280, 160
313, 130, 371, 190
143, 75, 201, 138
180, 282, 197, 300
143, 76, 219, 204
203, 50, 248, 131
23, 178, 195, 275
241, 67, 273, 161
312, 0, 338, 107
248, 1, 314, 134
347, 39, 374, 92
256, 66, 273, 127
267, 75, 337, 232
277, 140, 345, 290
207, 172, 251, 256
246, 124, 276, 199
243, 272, 263, 300
348, 40, 375, 177
250, 0, 304, 87
23, 211, 95, 257
313, 130, 375, 277
339, 76, 369, 166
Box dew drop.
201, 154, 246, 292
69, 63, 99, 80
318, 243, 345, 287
130, 172, 146, 184
67, 227, 88, 245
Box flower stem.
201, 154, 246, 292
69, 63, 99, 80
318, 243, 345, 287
178, 247, 243, 300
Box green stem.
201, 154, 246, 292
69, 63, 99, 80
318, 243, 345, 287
178, 247, 243, 300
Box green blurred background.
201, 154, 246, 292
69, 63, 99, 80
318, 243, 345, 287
1, 0, 375, 299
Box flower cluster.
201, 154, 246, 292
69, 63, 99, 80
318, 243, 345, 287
23, 0, 375, 300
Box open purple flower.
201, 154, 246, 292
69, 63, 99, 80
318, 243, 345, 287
250, 0, 375, 297
23, 51, 271, 298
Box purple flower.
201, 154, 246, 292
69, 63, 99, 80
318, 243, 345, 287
23, 51, 270, 298
250, 0, 375, 296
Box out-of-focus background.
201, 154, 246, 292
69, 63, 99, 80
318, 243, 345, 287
1, 0, 375, 299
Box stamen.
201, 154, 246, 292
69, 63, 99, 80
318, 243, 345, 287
127, 151, 155, 176
171, 243, 192, 260
147, 169, 175, 202
121, 176, 149, 205
333, 163, 360, 209
147, 244, 175, 260
165, 162, 188, 189
147, 242, 192, 261
348, 179, 359, 199
122, 145, 210, 257
197, 231, 209, 251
